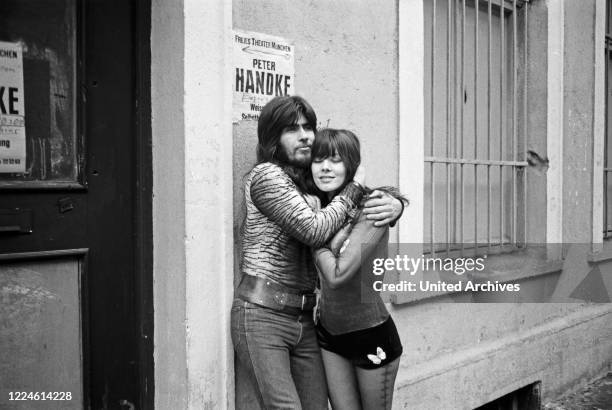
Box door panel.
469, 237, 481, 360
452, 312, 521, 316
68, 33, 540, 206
0, 257, 84, 410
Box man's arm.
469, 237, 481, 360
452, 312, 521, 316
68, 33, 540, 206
250, 163, 363, 247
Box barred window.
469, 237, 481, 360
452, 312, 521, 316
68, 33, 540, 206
424, 0, 528, 256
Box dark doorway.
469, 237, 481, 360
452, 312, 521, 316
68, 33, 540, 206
0, 0, 152, 408
475, 382, 541, 410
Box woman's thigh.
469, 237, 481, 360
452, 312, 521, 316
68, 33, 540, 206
321, 349, 362, 410
355, 357, 400, 410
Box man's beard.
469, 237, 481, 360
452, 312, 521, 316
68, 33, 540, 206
276, 147, 310, 168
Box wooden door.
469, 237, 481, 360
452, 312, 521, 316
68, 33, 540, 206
0, 0, 152, 408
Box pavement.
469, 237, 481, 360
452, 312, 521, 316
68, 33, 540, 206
544, 372, 612, 410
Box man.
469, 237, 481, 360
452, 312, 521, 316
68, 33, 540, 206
231, 95, 404, 409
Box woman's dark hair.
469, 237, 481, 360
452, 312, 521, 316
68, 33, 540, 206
256, 95, 317, 164
309, 128, 361, 191
306, 128, 409, 208
304, 128, 360, 205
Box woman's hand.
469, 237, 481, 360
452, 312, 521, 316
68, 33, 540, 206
353, 164, 366, 187
362, 190, 405, 226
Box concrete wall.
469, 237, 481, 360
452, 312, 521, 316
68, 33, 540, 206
392, 303, 612, 409
151, 0, 187, 407
563, 0, 595, 243
152, 0, 234, 408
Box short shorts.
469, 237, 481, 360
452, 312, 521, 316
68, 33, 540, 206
316, 317, 403, 369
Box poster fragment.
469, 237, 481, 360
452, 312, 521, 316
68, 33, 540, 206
233, 29, 295, 122
0, 41, 26, 173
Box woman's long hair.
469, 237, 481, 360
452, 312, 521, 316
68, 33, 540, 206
305, 129, 361, 204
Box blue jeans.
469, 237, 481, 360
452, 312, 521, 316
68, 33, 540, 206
231, 298, 328, 410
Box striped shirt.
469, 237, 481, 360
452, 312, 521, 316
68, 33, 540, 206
241, 162, 363, 292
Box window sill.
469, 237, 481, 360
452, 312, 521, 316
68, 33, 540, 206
587, 241, 612, 263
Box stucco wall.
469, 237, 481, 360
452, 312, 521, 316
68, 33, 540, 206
563, 0, 595, 243
526, 0, 548, 244
151, 0, 188, 407
152, 0, 234, 408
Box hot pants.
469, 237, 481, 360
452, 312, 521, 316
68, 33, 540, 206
316, 317, 403, 369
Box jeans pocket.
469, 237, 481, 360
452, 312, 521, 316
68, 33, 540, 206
230, 301, 245, 347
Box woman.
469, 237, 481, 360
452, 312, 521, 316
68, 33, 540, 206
308, 128, 405, 410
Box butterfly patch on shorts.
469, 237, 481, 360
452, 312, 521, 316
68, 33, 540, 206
367, 347, 386, 365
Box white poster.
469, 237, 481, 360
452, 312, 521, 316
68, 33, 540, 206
0, 41, 26, 173
233, 29, 295, 122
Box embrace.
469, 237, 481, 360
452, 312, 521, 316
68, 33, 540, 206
231, 95, 408, 410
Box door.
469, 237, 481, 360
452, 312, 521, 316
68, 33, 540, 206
0, 0, 152, 409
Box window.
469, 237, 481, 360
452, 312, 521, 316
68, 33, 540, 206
0, 0, 82, 188
423, 0, 528, 256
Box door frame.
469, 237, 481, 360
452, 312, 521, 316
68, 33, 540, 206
134, 0, 154, 408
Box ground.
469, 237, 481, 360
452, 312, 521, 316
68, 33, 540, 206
544, 373, 612, 410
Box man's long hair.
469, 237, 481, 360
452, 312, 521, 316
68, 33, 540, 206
255, 95, 317, 191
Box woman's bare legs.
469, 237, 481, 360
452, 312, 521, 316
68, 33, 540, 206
321, 349, 362, 410
355, 357, 400, 410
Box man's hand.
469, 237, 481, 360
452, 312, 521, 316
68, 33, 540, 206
362, 190, 404, 227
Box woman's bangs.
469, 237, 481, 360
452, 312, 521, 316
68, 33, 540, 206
312, 133, 338, 160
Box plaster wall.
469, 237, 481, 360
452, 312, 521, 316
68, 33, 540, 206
152, 0, 234, 408
151, 0, 187, 408
563, 0, 595, 243
526, 0, 548, 244
393, 303, 612, 409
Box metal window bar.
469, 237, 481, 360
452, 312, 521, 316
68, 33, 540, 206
604, 0, 612, 238
424, 0, 528, 256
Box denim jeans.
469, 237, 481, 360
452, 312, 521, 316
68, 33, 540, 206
231, 298, 328, 410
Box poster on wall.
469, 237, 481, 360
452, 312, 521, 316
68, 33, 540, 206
233, 29, 294, 122
0, 41, 26, 173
